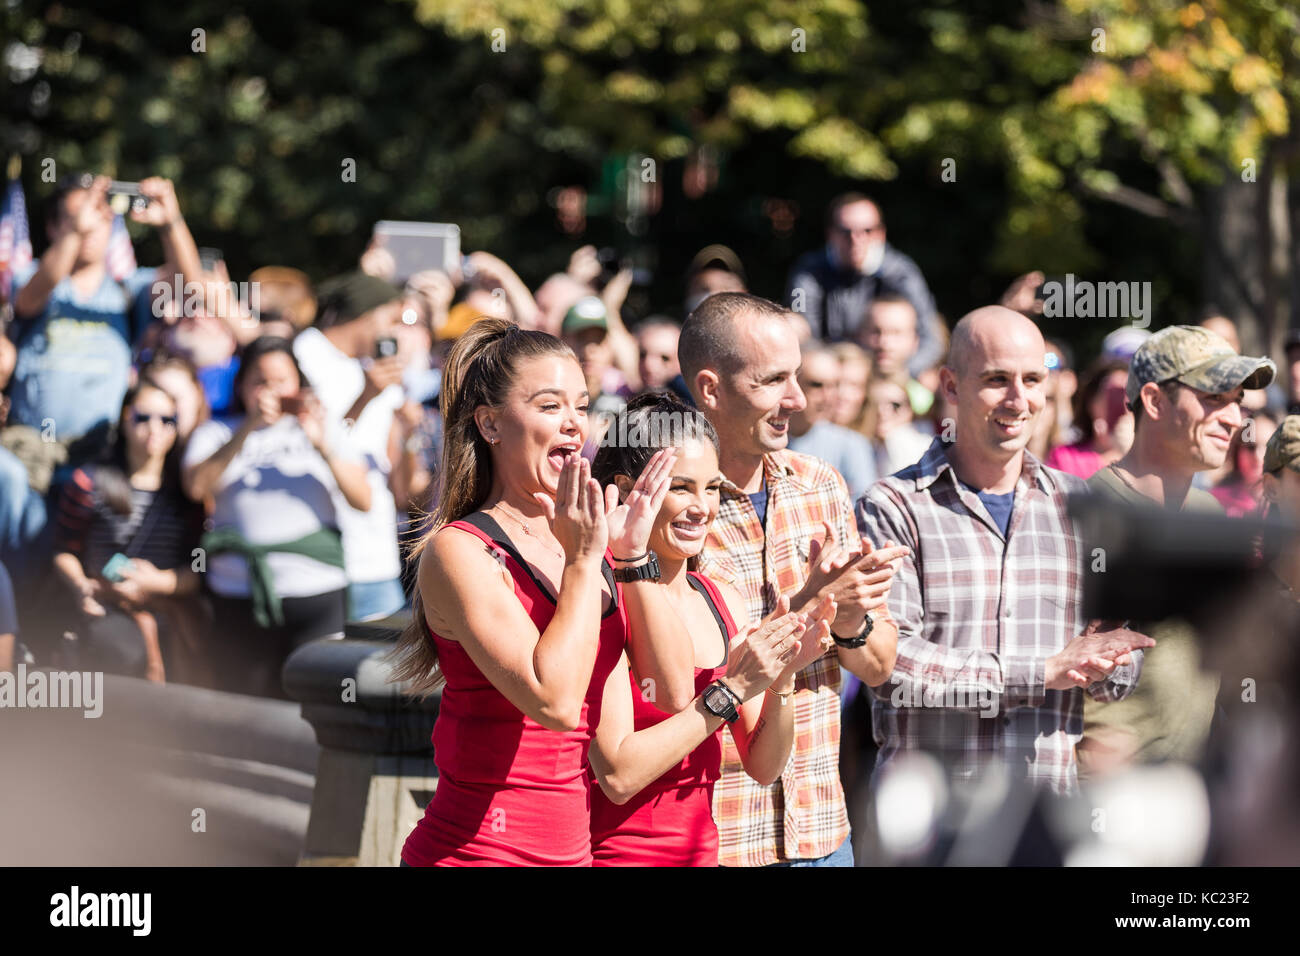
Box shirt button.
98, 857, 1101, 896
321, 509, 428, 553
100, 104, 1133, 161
1004, 607, 1014, 618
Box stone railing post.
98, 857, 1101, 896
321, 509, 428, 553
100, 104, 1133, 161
284, 621, 438, 867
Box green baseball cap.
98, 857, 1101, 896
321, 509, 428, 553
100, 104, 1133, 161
562, 295, 609, 335
315, 271, 401, 325
1263, 415, 1300, 474
1126, 325, 1275, 410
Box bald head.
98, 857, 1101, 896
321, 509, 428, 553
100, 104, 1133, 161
947, 306, 1046, 378
940, 305, 1048, 468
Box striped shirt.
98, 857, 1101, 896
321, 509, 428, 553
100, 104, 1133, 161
854, 439, 1142, 795
699, 449, 854, 866
54, 467, 202, 577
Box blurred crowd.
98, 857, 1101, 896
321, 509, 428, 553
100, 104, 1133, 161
2, 178, 1298, 709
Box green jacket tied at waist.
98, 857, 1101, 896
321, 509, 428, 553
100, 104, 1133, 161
201, 526, 345, 628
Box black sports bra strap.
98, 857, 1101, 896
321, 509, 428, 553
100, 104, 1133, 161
458, 511, 619, 617
459, 511, 540, 588
599, 561, 619, 615
687, 574, 730, 668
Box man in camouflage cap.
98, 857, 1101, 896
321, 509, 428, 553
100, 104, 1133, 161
1079, 325, 1275, 775
1124, 324, 1275, 422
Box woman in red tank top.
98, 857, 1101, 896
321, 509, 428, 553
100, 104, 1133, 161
587, 393, 839, 866
390, 319, 694, 866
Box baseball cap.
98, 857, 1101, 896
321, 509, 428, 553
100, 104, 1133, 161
562, 296, 609, 335
686, 244, 747, 285
315, 271, 401, 326
1263, 415, 1300, 474
1125, 324, 1276, 410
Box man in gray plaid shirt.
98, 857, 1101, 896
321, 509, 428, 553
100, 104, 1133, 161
856, 306, 1154, 794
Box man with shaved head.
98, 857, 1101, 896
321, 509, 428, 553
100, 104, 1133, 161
682, 291, 907, 866
856, 305, 1153, 794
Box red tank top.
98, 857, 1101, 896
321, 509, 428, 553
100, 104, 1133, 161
400, 513, 626, 866
590, 571, 737, 867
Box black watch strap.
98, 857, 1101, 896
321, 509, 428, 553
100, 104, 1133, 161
612, 550, 660, 583
832, 612, 874, 649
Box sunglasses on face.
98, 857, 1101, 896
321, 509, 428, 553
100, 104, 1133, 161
131, 411, 178, 428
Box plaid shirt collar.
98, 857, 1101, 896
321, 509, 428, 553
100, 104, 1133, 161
718, 449, 811, 497
912, 437, 1059, 497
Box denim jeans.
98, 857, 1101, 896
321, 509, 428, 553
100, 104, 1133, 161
347, 577, 408, 623
766, 834, 854, 868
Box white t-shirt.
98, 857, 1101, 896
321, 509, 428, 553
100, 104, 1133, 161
184, 415, 352, 599
293, 327, 403, 584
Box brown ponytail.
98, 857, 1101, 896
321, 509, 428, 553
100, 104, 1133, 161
387, 318, 575, 696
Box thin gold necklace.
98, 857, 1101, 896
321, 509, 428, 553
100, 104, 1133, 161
491, 504, 564, 562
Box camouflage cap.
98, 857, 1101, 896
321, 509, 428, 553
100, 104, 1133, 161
1263, 415, 1300, 474
1126, 325, 1275, 409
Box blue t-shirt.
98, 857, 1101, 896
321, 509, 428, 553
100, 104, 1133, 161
748, 482, 769, 528
962, 481, 1016, 537
198, 354, 241, 418
8, 262, 156, 439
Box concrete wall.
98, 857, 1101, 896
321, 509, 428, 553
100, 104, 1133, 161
0, 673, 319, 866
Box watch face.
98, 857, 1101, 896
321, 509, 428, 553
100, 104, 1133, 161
703, 685, 727, 713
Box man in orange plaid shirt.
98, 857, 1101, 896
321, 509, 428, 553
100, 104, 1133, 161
680, 291, 908, 866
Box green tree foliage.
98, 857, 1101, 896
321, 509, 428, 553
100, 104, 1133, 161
3, 0, 601, 283
7, 0, 1296, 348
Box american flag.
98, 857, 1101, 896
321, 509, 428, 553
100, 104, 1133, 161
0, 177, 33, 302
105, 213, 137, 282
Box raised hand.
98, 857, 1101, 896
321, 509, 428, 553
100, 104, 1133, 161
295, 391, 328, 452
363, 354, 406, 395
246, 386, 281, 430
133, 177, 182, 228
603, 448, 676, 560
775, 594, 837, 681
849, 536, 909, 613
359, 240, 397, 281
534, 454, 607, 566
795, 522, 909, 633
722, 595, 808, 702
999, 270, 1046, 316
566, 244, 602, 285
